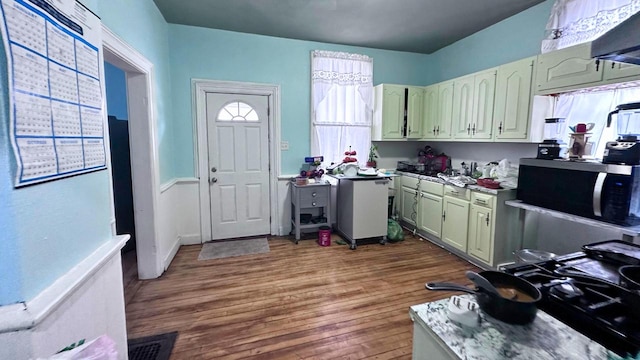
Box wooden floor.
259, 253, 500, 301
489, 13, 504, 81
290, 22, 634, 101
124, 234, 479, 359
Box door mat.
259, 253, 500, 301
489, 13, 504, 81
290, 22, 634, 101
128, 331, 177, 360
198, 237, 270, 261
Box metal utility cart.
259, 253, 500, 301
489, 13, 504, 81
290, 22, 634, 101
290, 181, 331, 243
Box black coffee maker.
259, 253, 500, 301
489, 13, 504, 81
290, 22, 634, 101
537, 118, 567, 159
603, 102, 640, 165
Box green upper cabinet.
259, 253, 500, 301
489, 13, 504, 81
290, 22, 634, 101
603, 61, 640, 81
372, 84, 424, 140
452, 75, 475, 139
422, 84, 439, 139
452, 70, 496, 141
535, 43, 603, 94
493, 57, 535, 141
534, 43, 640, 95
373, 84, 404, 140
435, 81, 454, 139
406, 86, 424, 139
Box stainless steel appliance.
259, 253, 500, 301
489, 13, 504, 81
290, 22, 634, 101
603, 102, 640, 165
517, 158, 640, 225
592, 11, 640, 66
537, 118, 567, 160
504, 240, 640, 357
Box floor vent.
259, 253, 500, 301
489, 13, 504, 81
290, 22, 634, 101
128, 332, 177, 360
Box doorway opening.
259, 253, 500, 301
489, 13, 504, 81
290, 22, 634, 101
102, 26, 162, 282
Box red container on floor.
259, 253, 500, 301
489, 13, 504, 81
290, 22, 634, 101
318, 226, 331, 246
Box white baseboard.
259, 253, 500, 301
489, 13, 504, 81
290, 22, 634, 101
164, 237, 181, 270
180, 233, 201, 245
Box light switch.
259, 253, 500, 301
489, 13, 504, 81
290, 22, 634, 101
281, 141, 289, 150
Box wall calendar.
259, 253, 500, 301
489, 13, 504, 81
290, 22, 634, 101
0, 0, 105, 187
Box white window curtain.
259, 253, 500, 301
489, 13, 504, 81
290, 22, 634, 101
542, 0, 640, 53
311, 50, 373, 168
554, 86, 640, 158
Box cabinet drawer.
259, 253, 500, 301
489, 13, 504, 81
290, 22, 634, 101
471, 192, 495, 209
420, 181, 443, 196
402, 175, 420, 189
443, 185, 470, 201
299, 186, 329, 207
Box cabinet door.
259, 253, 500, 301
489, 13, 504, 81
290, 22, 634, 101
471, 70, 496, 140
603, 61, 640, 81
468, 204, 494, 264
419, 192, 443, 238
422, 85, 439, 139
452, 76, 475, 139
441, 196, 469, 252
406, 86, 424, 139
494, 57, 534, 141
535, 43, 603, 93
401, 186, 418, 226
436, 81, 454, 139
381, 85, 405, 139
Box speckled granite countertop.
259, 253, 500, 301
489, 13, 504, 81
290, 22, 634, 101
397, 171, 515, 195
410, 295, 621, 360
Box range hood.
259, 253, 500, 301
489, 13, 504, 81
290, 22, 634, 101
591, 10, 640, 65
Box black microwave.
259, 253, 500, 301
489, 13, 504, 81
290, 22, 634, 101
517, 158, 640, 226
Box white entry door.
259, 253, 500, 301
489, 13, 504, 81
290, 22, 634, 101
206, 93, 271, 240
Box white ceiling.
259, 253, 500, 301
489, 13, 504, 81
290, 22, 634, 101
152, 0, 545, 54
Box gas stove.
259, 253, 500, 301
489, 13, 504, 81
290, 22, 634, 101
504, 240, 640, 358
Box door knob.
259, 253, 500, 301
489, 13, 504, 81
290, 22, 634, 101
211, 167, 217, 173
210, 177, 218, 184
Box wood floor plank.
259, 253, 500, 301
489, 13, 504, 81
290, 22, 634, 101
124, 234, 479, 359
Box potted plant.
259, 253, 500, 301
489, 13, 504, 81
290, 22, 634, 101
366, 144, 378, 168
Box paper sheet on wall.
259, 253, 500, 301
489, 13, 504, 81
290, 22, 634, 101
0, 0, 105, 187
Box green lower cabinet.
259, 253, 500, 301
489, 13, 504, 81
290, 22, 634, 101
468, 204, 494, 264
441, 196, 469, 252
418, 192, 443, 238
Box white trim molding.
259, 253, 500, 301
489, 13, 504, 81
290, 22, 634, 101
102, 25, 164, 279
192, 79, 282, 242
0, 235, 128, 334
160, 177, 199, 194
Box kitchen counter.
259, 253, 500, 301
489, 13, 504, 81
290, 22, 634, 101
410, 295, 620, 360
397, 171, 514, 195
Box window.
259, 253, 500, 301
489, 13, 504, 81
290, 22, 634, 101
311, 50, 373, 167
553, 86, 640, 159
217, 101, 259, 122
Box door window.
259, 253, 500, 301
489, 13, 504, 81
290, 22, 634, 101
217, 101, 259, 122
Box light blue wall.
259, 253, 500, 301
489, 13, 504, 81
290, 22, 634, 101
0, 36, 21, 304
104, 62, 128, 120
91, 0, 174, 183
429, 0, 554, 83
168, 25, 431, 176
0, 0, 172, 304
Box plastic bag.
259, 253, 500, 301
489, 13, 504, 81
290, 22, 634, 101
387, 219, 404, 242
41, 335, 118, 360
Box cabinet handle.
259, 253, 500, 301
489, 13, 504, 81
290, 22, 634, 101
595, 59, 600, 72
436, 126, 440, 135
472, 124, 476, 135
498, 121, 503, 134
312, 202, 317, 206
442, 211, 446, 222
467, 124, 471, 135
612, 62, 616, 69
433, 126, 436, 135
312, 192, 317, 197
486, 213, 490, 226
475, 199, 487, 205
